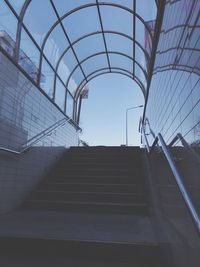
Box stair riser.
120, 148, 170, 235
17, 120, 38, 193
54, 164, 142, 170
50, 170, 142, 175
38, 184, 144, 193
64, 158, 142, 162
22, 202, 148, 215
30, 192, 146, 203
47, 177, 144, 185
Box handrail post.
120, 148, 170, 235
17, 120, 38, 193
141, 125, 150, 153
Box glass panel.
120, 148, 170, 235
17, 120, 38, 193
66, 92, 74, 118
68, 77, 78, 95
62, 6, 101, 42
135, 44, 148, 71
81, 54, 108, 76
87, 68, 109, 79
109, 54, 133, 73
55, 78, 66, 111
111, 67, 133, 77
44, 24, 69, 68
105, 33, 133, 57
8, 0, 26, 14
73, 34, 105, 61
100, 6, 133, 37
19, 28, 40, 81
40, 58, 54, 98
135, 64, 147, 88
23, 0, 57, 47
57, 48, 78, 83
0, 1, 18, 56
55, 0, 95, 17
99, 0, 133, 9
136, 0, 157, 22
136, 18, 152, 54
70, 67, 85, 87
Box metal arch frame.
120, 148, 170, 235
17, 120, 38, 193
53, 30, 150, 101
47, 0, 87, 91
133, 0, 136, 75
65, 51, 148, 93
2, 0, 158, 125
3, 0, 32, 61
38, 2, 154, 85
96, 0, 111, 71
75, 67, 146, 100
74, 70, 145, 122
14, 0, 31, 61
75, 70, 134, 120
76, 67, 145, 98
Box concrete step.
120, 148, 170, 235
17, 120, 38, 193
50, 168, 141, 175
38, 182, 145, 193
22, 200, 148, 214
29, 191, 146, 204
55, 162, 142, 170
48, 176, 143, 183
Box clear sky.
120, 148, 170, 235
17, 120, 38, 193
79, 73, 144, 146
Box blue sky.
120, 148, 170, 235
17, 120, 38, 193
79, 73, 144, 146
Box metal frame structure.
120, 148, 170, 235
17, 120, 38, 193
1, 0, 158, 124
75, 67, 146, 99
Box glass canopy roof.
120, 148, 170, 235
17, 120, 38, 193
0, 0, 158, 118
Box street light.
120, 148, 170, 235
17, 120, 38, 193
126, 105, 143, 146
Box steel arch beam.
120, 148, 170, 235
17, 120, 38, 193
75, 67, 146, 100
54, 29, 150, 77
74, 70, 145, 122
41, 2, 153, 50
37, 2, 153, 85
96, 0, 111, 71
4, 0, 32, 61
65, 51, 148, 92
41, 2, 153, 51
52, 30, 150, 98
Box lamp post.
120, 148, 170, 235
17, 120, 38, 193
126, 105, 143, 146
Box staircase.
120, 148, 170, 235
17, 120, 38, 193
23, 147, 148, 214
0, 147, 164, 266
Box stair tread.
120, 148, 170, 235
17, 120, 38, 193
36, 190, 145, 195
46, 182, 143, 186
25, 200, 147, 206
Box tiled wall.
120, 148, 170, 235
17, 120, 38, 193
0, 50, 79, 213
145, 0, 200, 147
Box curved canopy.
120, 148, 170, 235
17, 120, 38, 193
0, 0, 158, 118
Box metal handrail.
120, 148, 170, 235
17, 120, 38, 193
140, 120, 200, 233
0, 117, 81, 155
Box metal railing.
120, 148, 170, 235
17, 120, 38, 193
140, 118, 200, 233
0, 117, 81, 155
